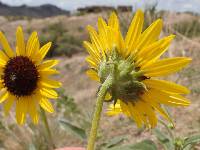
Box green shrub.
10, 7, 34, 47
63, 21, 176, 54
40, 22, 82, 57
56, 88, 79, 117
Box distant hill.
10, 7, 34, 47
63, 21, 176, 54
0, 2, 70, 18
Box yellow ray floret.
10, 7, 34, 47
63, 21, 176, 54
143, 79, 190, 94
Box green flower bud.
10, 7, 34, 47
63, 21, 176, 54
174, 138, 184, 149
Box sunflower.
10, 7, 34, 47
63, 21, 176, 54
0, 26, 61, 124
84, 10, 191, 128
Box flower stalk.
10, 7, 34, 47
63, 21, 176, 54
40, 107, 56, 149
159, 119, 175, 141
87, 75, 113, 150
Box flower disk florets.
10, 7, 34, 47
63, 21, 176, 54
98, 50, 146, 104
3, 56, 39, 97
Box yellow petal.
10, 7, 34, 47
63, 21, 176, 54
152, 103, 173, 124
105, 92, 112, 101
38, 60, 59, 70
136, 19, 163, 51
4, 96, 15, 116
27, 37, 39, 57
16, 99, 27, 124
148, 89, 190, 106
86, 56, 98, 69
137, 35, 175, 67
30, 111, 39, 124
83, 41, 101, 62
127, 102, 143, 128
40, 98, 54, 113
98, 17, 107, 33
137, 100, 157, 128
117, 30, 126, 56
120, 100, 131, 116
39, 69, 59, 76
0, 50, 9, 62
106, 111, 121, 116
143, 79, 190, 94
0, 89, 9, 103
98, 17, 108, 51
40, 88, 58, 99
106, 101, 122, 116
36, 42, 52, 62
125, 9, 144, 56
26, 31, 40, 58
87, 25, 106, 60
28, 98, 39, 124
16, 26, 25, 56
31, 38, 40, 58
39, 79, 61, 89
108, 12, 119, 30
0, 51, 7, 66
86, 69, 100, 82
143, 104, 157, 128
26, 32, 37, 51
142, 93, 173, 123
134, 102, 148, 127
143, 57, 192, 77
0, 31, 14, 57
108, 101, 121, 109
106, 23, 125, 55
106, 26, 118, 53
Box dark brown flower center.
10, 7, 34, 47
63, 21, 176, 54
3, 56, 39, 97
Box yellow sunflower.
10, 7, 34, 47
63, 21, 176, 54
84, 10, 191, 128
0, 26, 61, 124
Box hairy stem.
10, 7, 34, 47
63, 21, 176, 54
159, 119, 175, 141
87, 76, 112, 150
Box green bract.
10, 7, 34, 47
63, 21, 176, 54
98, 50, 146, 105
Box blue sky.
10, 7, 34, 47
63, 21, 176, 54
1, 0, 200, 13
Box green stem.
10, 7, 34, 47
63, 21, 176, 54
40, 107, 56, 149
87, 76, 112, 150
159, 119, 175, 141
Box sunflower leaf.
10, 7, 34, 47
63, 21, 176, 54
59, 119, 87, 140
183, 134, 200, 148
153, 128, 174, 150
106, 135, 127, 148
106, 139, 157, 150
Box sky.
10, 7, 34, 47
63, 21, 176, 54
1, 0, 200, 13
